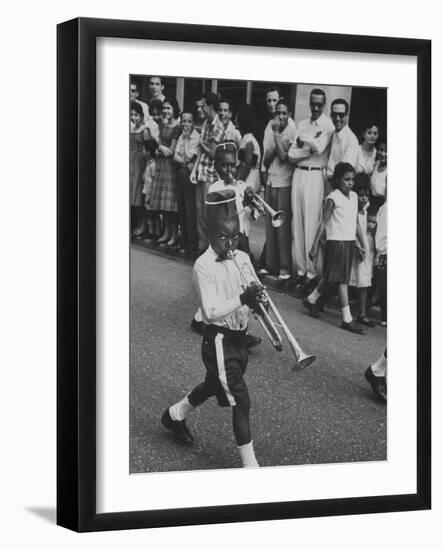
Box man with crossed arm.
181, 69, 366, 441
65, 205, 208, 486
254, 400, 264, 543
288, 88, 334, 290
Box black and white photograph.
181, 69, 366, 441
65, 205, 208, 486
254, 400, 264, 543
129, 75, 388, 474
1, 0, 437, 543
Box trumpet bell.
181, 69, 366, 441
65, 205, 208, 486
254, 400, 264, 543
292, 353, 316, 371
272, 210, 286, 228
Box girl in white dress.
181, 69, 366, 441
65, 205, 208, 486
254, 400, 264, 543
349, 173, 376, 327
304, 162, 366, 334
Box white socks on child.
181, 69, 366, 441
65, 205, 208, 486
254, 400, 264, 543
169, 396, 194, 421
238, 440, 259, 468
308, 289, 321, 304
371, 352, 387, 377
341, 305, 352, 323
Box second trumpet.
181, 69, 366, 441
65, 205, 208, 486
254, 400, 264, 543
243, 189, 286, 228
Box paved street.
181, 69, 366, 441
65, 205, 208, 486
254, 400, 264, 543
130, 245, 387, 473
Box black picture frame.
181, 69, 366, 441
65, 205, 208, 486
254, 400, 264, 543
57, 17, 431, 532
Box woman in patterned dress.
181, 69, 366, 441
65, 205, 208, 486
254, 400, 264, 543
149, 98, 181, 246
130, 101, 152, 236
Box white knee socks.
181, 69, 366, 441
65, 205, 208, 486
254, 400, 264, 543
169, 395, 194, 421
341, 305, 352, 323
371, 352, 387, 377
238, 440, 259, 468
308, 289, 321, 304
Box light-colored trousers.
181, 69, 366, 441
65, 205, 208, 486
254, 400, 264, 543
196, 180, 211, 251
291, 168, 325, 279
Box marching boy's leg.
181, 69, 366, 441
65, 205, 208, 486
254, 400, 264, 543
162, 187, 264, 467
232, 405, 259, 468
162, 381, 214, 445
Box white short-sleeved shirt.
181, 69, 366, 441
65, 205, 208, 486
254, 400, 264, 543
325, 189, 358, 241
371, 161, 387, 197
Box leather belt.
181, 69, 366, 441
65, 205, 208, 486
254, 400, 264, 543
297, 165, 323, 171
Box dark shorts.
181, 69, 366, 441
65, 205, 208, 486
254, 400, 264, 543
201, 325, 250, 408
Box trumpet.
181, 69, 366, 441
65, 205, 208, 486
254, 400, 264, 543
245, 190, 286, 228
227, 251, 316, 371
226, 174, 286, 228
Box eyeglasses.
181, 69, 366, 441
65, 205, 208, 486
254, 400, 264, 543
331, 112, 346, 119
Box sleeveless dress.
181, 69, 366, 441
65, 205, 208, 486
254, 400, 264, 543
130, 130, 147, 206
149, 122, 181, 212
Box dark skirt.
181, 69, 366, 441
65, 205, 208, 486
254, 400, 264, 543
322, 240, 355, 284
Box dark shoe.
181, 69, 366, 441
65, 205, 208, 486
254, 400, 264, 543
190, 318, 204, 335
246, 334, 262, 350
293, 274, 306, 286
302, 276, 319, 294
302, 298, 321, 318
161, 409, 194, 445
357, 316, 376, 328
364, 366, 387, 404
341, 321, 365, 334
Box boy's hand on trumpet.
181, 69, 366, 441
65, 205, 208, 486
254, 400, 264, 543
240, 281, 265, 309
242, 186, 255, 208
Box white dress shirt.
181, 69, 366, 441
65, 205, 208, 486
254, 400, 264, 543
288, 114, 334, 167
193, 247, 256, 330
327, 124, 359, 177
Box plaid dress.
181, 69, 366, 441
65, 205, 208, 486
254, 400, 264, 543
149, 122, 181, 212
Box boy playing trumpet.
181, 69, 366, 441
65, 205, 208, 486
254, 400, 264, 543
162, 188, 264, 468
